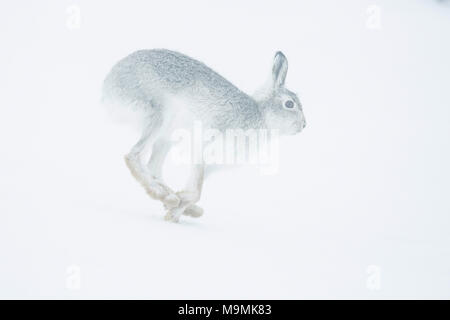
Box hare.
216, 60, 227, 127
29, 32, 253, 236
102, 49, 306, 222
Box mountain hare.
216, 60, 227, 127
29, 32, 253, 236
103, 49, 306, 222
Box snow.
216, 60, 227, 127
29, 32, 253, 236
1, 0, 450, 299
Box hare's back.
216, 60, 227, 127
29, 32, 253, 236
111, 49, 249, 98
103, 49, 260, 129
134, 49, 243, 95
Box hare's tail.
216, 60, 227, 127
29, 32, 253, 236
101, 71, 156, 130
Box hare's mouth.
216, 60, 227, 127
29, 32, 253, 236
291, 121, 306, 135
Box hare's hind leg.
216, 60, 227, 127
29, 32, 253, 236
165, 163, 204, 222
125, 122, 180, 208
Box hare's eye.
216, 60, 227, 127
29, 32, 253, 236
284, 100, 294, 108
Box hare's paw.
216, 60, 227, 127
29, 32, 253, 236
183, 204, 204, 218
163, 193, 181, 209
147, 177, 180, 207
164, 207, 184, 223
176, 190, 200, 204
163, 212, 178, 223
175, 190, 203, 218
145, 180, 169, 199
163, 189, 203, 221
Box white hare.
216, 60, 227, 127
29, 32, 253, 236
103, 49, 306, 222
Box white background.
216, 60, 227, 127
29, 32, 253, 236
1, 0, 450, 299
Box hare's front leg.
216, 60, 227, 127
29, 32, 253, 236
165, 164, 204, 222
147, 138, 172, 181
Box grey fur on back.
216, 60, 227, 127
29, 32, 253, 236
103, 49, 263, 130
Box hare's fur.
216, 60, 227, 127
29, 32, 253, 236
103, 49, 305, 222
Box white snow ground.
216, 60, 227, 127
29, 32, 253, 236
1, 0, 450, 299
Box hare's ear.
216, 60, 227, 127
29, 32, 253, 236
272, 51, 288, 88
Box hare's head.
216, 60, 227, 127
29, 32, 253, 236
255, 51, 306, 135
